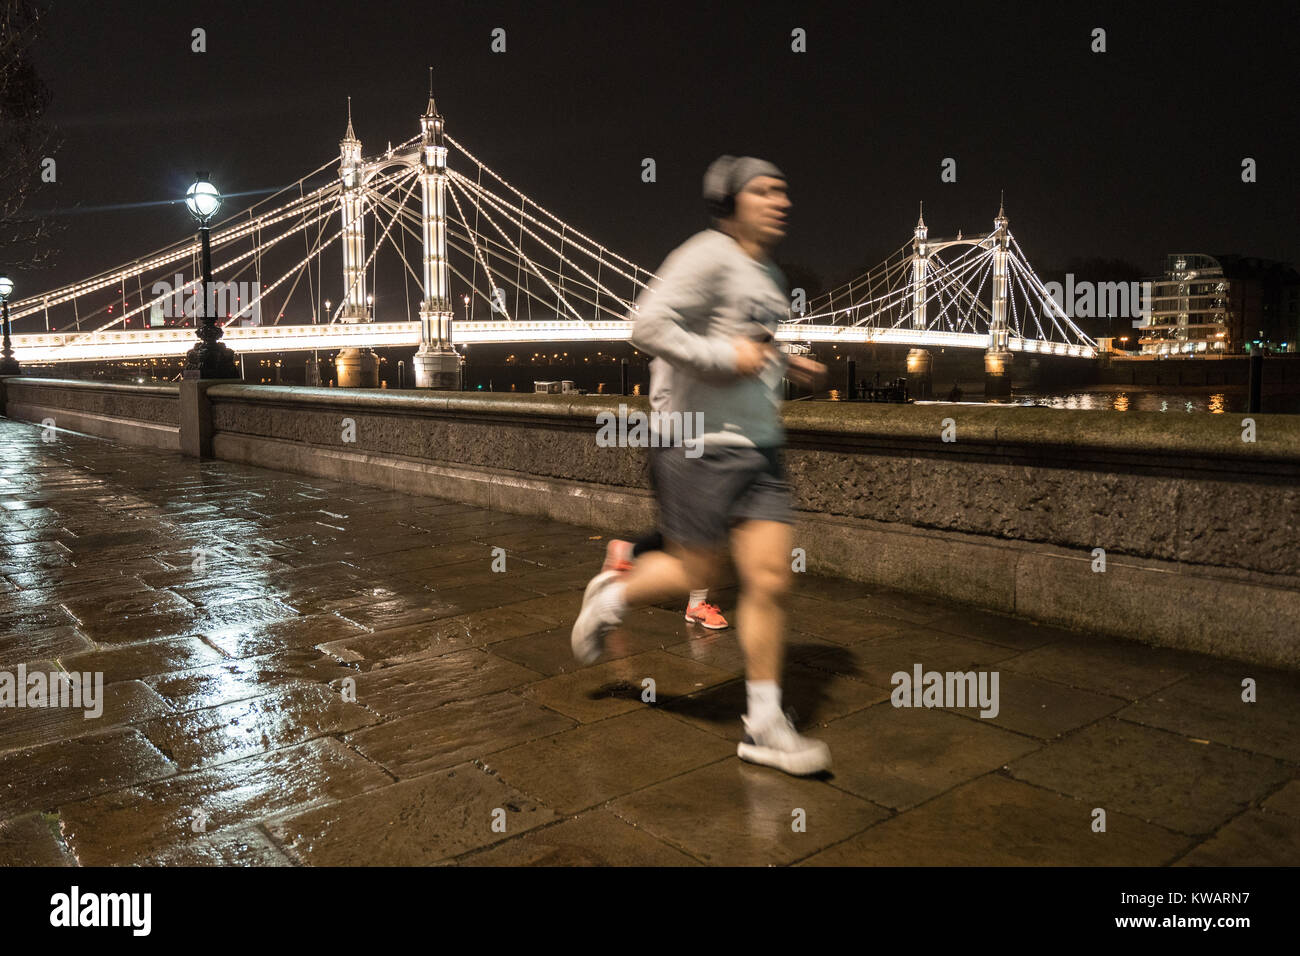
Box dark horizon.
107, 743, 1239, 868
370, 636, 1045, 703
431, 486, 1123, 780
14, 0, 1300, 301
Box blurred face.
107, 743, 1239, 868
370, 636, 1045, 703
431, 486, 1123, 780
730, 175, 790, 248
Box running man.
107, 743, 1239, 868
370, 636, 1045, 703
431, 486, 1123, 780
572, 155, 831, 776
602, 356, 729, 631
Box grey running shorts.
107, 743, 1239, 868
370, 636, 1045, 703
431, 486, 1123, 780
653, 443, 794, 548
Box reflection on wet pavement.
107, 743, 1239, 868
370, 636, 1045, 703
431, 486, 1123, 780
1, 418, 1297, 866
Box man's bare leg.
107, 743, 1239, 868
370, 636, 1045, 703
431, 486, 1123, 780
622, 541, 728, 603
730, 518, 830, 774
728, 519, 792, 682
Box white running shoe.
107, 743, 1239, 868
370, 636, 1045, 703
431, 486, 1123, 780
570, 569, 623, 665
737, 711, 831, 776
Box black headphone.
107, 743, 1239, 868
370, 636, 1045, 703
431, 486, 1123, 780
703, 155, 739, 220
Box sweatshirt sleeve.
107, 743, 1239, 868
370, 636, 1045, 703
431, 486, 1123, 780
629, 239, 738, 377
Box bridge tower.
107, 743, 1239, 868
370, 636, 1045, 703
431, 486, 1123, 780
334, 98, 380, 388
411, 88, 461, 389
905, 203, 934, 399
985, 195, 1014, 397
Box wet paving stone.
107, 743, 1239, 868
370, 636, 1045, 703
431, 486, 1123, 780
1116, 669, 1300, 763
1006, 718, 1294, 836
518, 649, 736, 724
487, 611, 682, 678
789, 574, 879, 603
338, 649, 543, 717
268, 763, 557, 865
0, 604, 79, 637
796, 626, 1025, 692
60, 588, 199, 644
1000, 636, 1213, 700
60, 636, 227, 685
0, 812, 77, 866
169, 577, 297, 612
344, 541, 495, 577
0, 729, 176, 821
944, 670, 1129, 740
1173, 809, 1300, 865
923, 608, 1077, 651
797, 774, 1192, 866
457, 808, 700, 866
345, 691, 576, 778
13, 575, 159, 615
659, 665, 885, 740
846, 589, 952, 625
333, 592, 495, 632
268, 580, 378, 615
664, 628, 838, 675
144, 649, 361, 711
0, 625, 93, 666
57, 737, 392, 865
1262, 779, 1300, 817
3, 418, 1295, 865
492, 591, 583, 628
0, 680, 172, 755
138, 684, 379, 770
487, 709, 735, 815
609, 757, 890, 866
199, 611, 368, 659
139, 827, 294, 866
317, 607, 554, 669
815, 703, 1044, 811
5, 558, 168, 593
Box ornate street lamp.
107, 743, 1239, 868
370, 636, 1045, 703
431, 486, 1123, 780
182, 173, 239, 379
0, 275, 19, 375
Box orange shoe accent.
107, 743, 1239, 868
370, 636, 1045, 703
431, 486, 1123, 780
685, 602, 729, 630
602, 539, 634, 574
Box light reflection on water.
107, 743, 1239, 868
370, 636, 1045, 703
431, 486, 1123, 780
986, 390, 1238, 413
825, 387, 1300, 412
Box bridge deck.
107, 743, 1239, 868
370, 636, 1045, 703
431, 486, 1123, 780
0, 418, 1294, 865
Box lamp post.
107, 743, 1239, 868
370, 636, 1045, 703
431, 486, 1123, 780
182, 173, 239, 379
0, 275, 19, 375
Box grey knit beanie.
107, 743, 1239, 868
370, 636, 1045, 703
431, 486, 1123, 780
703, 155, 785, 219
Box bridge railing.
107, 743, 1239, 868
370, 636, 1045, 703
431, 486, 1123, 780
9, 319, 1096, 361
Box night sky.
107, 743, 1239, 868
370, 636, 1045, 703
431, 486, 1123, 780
22, 0, 1300, 304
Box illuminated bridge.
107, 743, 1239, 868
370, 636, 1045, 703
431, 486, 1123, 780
5, 86, 1096, 372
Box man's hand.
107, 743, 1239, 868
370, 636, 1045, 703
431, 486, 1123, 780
786, 354, 830, 390
732, 337, 778, 376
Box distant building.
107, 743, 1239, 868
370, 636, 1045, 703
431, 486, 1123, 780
1138, 254, 1300, 355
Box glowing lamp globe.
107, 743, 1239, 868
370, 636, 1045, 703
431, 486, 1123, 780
185, 178, 222, 223
0, 276, 12, 300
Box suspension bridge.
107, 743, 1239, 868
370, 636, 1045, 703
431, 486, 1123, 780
3, 87, 1097, 382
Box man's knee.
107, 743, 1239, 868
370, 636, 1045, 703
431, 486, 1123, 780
746, 563, 791, 601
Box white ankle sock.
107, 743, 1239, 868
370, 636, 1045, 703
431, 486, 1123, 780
746, 680, 782, 728
688, 589, 708, 607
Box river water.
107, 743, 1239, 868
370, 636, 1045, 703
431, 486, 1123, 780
827, 385, 1300, 414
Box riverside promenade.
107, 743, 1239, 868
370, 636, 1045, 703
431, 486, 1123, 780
1, 416, 1298, 866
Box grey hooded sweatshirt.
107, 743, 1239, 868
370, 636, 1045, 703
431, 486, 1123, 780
630, 229, 790, 449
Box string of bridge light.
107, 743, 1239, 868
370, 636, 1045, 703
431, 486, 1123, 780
445, 176, 585, 322
367, 188, 620, 324
65, 168, 414, 339
6, 160, 351, 323
444, 134, 651, 284
446, 168, 647, 298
